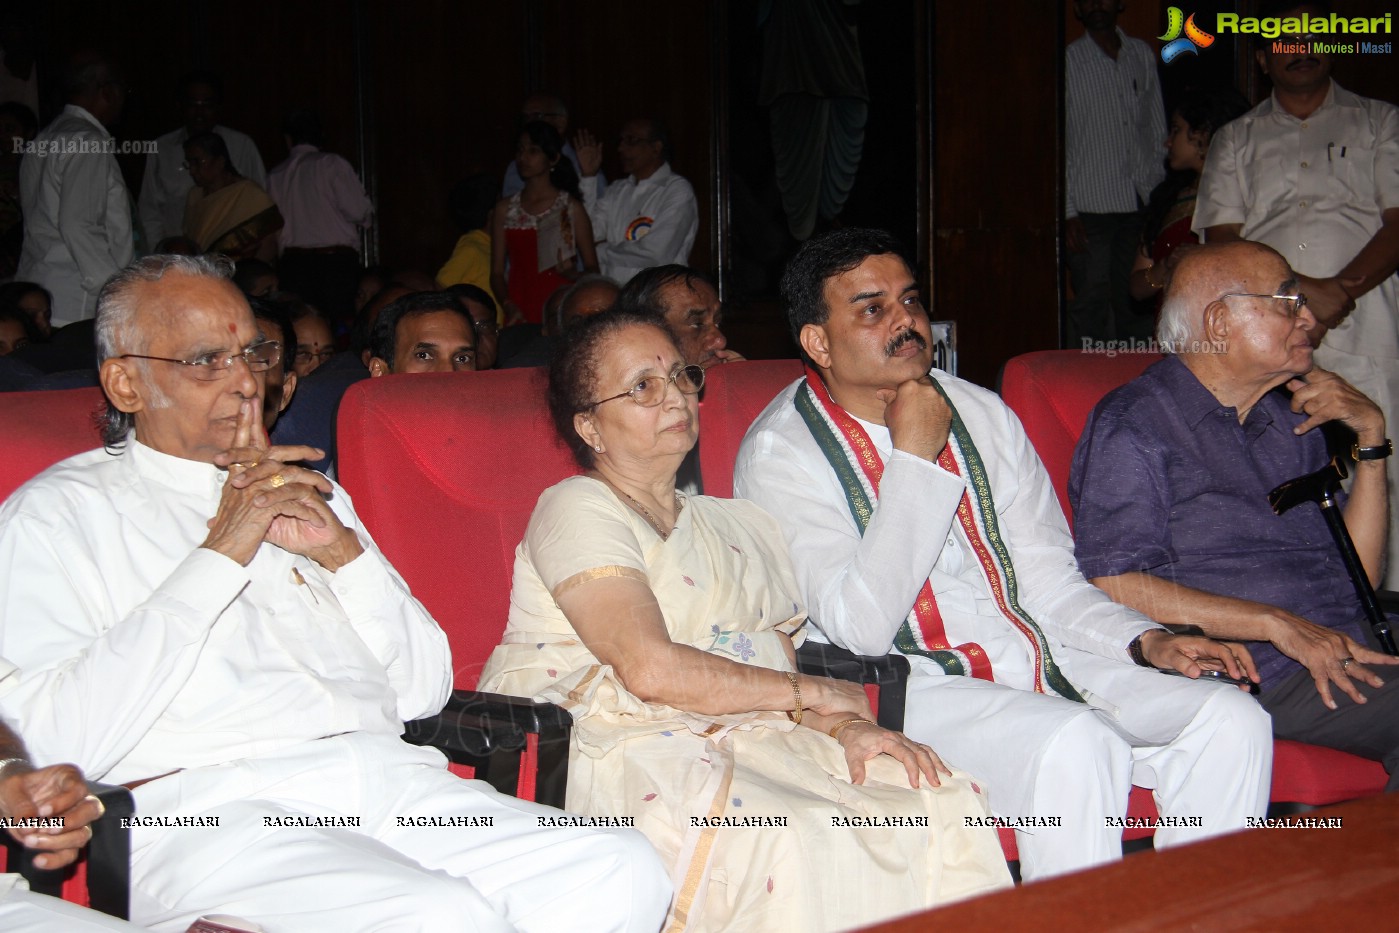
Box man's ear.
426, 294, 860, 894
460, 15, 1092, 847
573, 411, 600, 453
100, 358, 143, 415
799, 323, 832, 371
368, 357, 390, 377
278, 370, 298, 413
1255, 49, 1268, 74
1202, 300, 1232, 346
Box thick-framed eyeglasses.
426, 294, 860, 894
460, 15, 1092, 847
584, 364, 705, 410
1217, 292, 1309, 317
120, 340, 282, 380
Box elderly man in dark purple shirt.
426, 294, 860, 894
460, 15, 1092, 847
1071, 241, 1398, 789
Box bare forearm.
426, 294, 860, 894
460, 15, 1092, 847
1337, 211, 1399, 299
1092, 572, 1282, 642
1345, 458, 1390, 586
623, 642, 813, 717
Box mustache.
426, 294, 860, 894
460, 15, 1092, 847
885, 329, 927, 356
1287, 57, 1321, 70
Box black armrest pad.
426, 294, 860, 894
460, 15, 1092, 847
1, 780, 131, 920
795, 642, 910, 732
406, 690, 573, 759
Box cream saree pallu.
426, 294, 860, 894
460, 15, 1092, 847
480, 478, 1010, 933
183, 179, 283, 258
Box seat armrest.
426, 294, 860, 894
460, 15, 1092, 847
795, 642, 911, 732
1, 780, 132, 920
406, 690, 573, 807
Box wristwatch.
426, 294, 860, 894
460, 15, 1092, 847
1352, 439, 1393, 462
1127, 633, 1154, 667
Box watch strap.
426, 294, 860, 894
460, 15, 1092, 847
1352, 439, 1393, 461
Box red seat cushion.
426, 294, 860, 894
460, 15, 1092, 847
697, 359, 804, 498
0, 387, 106, 504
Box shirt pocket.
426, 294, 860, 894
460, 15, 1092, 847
1329, 145, 1375, 200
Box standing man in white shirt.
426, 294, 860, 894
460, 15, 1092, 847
1064, 0, 1166, 345
16, 53, 133, 328
575, 118, 697, 285
0, 254, 671, 933
268, 109, 374, 323
138, 71, 265, 250
1195, 0, 1399, 590
735, 227, 1272, 883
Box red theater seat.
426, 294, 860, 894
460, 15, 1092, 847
1000, 349, 1388, 810
0, 387, 106, 503
337, 369, 580, 802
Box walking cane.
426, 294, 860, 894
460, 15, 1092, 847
1268, 457, 1397, 656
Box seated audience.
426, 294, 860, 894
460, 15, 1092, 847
368, 291, 477, 376
354, 265, 392, 316
249, 296, 298, 433
498, 274, 618, 369
1072, 241, 1398, 789
501, 93, 599, 198
444, 283, 499, 370
0, 719, 147, 931
1128, 87, 1250, 304
181, 131, 283, 262
491, 121, 598, 326
286, 300, 336, 378
575, 118, 698, 285
138, 70, 266, 249
733, 228, 1273, 881
0, 282, 49, 339
0, 307, 33, 355
0, 254, 670, 932
480, 310, 1010, 933
617, 264, 744, 369
231, 258, 278, 298
436, 175, 499, 308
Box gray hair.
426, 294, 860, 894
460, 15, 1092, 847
1155, 288, 1196, 355
97, 254, 235, 446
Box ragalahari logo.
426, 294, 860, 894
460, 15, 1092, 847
1160, 7, 1215, 63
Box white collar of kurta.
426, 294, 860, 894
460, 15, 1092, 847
1263, 79, 1357, 120
124, 436, 227, 500
61, 103, 110, 139
627, 162, 673, 189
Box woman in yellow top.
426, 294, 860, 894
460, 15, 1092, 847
182, 131, 282, 263
481, 310, 1009, 933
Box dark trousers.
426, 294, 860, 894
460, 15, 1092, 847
1066, 211, 1152, 346
279, 248, 361, 325
1258, 620, 1399, 792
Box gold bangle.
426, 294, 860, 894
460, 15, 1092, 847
785, 672, 802, 725
829, 718, 875, 741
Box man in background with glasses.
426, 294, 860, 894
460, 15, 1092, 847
0, 254, 671, 932
1195, 0, 1399, 590
1073, 240, 1398, 790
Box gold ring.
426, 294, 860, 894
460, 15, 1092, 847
245, 460, 261, 470
269, 473, 286, 488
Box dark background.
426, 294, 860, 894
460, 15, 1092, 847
19, 0, 1399, 388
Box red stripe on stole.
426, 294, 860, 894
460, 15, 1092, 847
804, 370, 994, 680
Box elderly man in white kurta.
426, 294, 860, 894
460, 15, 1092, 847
734, 228, 1272, 883
1195, 22, 1399, 589
0, 255, 670, 933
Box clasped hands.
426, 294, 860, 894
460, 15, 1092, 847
803, 676, 952, 791
0, 761, 103, 871
204, 397, 363, 571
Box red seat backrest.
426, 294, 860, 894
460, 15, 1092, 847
0, 387, 107, 504
1000, 350, 1162, 527
698, 359, 804, 498
336, 370, 581, 687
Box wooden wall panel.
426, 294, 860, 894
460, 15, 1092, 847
933, 3, 1062, 388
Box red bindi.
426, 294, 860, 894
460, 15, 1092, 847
228, 323, 237, 332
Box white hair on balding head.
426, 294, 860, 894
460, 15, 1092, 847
96, 254, 235, 446
1155, 287, 1198, 355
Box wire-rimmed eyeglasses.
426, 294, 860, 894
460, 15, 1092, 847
120, 340, 282, 380
1217, 292, 1309, 317
583, 364, 705, 410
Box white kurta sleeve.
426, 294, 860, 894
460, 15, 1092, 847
0, 501, 248, 777
580, 174, 608, 241
735, 427, 966, 657
1192, 121, 1247, 235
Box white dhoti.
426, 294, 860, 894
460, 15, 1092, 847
0, 874, 148, 931
903, 648, 1273, 881
128, 732, 671, 933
